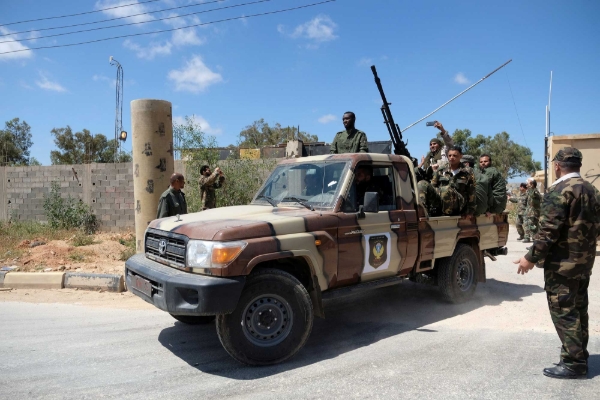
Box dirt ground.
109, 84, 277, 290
0, 232, 134, 274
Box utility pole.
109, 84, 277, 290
545, 71, 553, 190
110, 56, 126, 163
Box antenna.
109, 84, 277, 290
544, 71, 553, 190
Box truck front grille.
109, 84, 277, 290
145, 229, 188, 269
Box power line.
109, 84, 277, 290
0, 0, 163, 27
0, 0, 273, 44
0, 0, 225, 38
0, 0, 335, 55
505, 70, 529, 148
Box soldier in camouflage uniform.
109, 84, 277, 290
515, 147, 600, 379
417, 146, 476, 217
479, 154, 507, 214
418, 121, 455, 182
199, 165, 225, 210
508, 182, 528, 240
522, 178, 542, 243
330, 112, 369, 154
156, 173, 187, 219
461, 154, 492, 216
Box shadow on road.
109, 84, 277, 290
158, 278, 544, 379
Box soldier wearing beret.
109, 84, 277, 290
330, 112, 369, 154
418, 121, 454, 182
514, 147, 600, 379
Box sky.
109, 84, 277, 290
0, 0, 599, 169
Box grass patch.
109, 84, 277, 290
119, 236, 137, 261
72, 235, 96, 247
68, 252, 87, 263
0, 220, 76, 261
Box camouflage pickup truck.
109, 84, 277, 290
126, 153, 508, 365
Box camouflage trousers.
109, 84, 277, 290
515, 215, 525, 238
417, 181, 465, 216
545, 270, 590, 373
523, 216, 539, 240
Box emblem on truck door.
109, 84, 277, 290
158, 239, 167, 255
368, 235, 388, 269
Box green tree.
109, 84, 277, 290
239, 119, 318, 148
50, 126, 131, 165
0, 118, 33, 166
451, 129, 541, 179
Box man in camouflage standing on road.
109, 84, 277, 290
515, 147, 600, 379
417, 146, 476, 218
508, 182, 528, 240
156, 173, 187, 219
199, 165, 225, 210
522, 178, 542, 243
330, 112, 369, 154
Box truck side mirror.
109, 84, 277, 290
363, 192, 379, 213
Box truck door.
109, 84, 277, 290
336, 163, 403, 285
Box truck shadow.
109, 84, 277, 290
158, 278, 544, 379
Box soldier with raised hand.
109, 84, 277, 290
514, 147, 600, 380
199, 164, 225, 210
417, 145, 476, 218
156, 173, 187, 219
508, 182, 528, 240
479, 154, 507, 214
330, 112, 369, 154
522, 178, 542, 243
418, 121, 454, 182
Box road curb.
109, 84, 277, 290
64, 273, 125, 292
3, 272, 66, 289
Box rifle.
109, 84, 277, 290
371, 65, 415, 164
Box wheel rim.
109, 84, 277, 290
456, 259, 474, 292
241, 294, 293, 347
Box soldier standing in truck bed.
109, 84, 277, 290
418, 121, 454, 182
508, 182, 528, 240
515, 147, 600, 379
417, 145, 476, 218
156, 173, 187, 219
479, 154, 507, 214
330, 112, 369, 154
522, 178, 542, 243
461, 154, 492, 216
199, 165, 225, 210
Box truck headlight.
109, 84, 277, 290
186, 240, 247, 269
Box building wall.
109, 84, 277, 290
548, 134, 600, 191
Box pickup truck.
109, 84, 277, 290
126, 153, 508, 365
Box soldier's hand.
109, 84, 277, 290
485, 212, 492, 217
419, 155, 425, 167
513, 257, 535, 275
462, 214, 473, 220
434, 121, 445, 132
215, 167, 221, 174
432, 164, 439, 171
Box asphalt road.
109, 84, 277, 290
2, 230, 600, 399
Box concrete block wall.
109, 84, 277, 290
0, 160, 186, 232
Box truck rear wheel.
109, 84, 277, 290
169, 314, 215, 325
216, 269, 313, 366
438, 243, 478, 303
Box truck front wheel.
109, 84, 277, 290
216, 269, 314, 365
437, 243, 479, 303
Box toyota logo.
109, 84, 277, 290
158, 239, 167, 255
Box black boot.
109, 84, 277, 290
517, 236, 524, 241
522, 238, 531, 243
543, 363, 587, 379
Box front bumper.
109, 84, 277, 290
125, 253, 245, 316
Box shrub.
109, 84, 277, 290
72, 235, 95, 247
43, 181, 99, 234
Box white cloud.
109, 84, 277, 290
357, 57, 372, 67
174, 115, 222, 135
123, 39, 172, 59
93, 74, 111, 83
318, 114, 336, 124
0, 27, 33, 61
171, 28, 205, 47
454, 72, 470, 85
168, 55, 222, 93
291, 15, 338, 43
35, 72, 66, 92
277, 24, 285, 34
95, 0, 155, 24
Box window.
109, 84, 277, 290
343, 164, 396, 212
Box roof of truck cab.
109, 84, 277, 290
278, 153, 411, 165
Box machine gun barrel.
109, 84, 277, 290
370, 65, 412, 160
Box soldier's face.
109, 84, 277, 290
430, 142, 440, 152
355, 168, 371, 183
479, 156, 491, 169
519, 186, 526, 193
204, 168, 211, 176
342, 114, 355, 129
448, 150, 461, 167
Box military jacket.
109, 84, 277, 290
473, 168, 493, 216
509, 192, 527, 215
481, 166, 507, 214
431, 165, 476, 216
199, 170, 225, 210
525, 176, 600, 278
524, 187, 541, 218
330, 129, 368, 154
156, 187, 187, 219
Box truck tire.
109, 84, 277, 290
216, 269, 314, 366
437, 243, 479, 303
170, 314, 215, 325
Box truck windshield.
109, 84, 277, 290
253, 161, 349, 209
